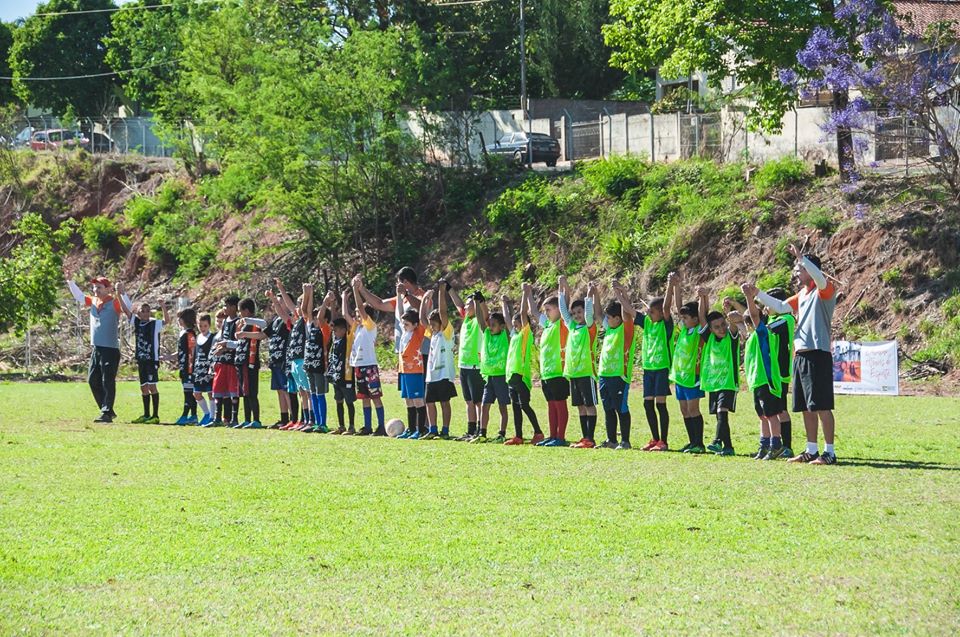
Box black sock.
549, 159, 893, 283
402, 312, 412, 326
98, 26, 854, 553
407, 407, 417, 433
467, 422, 477, 436
142, 395, 150, 417
589, 415, 598, 440
216, 400, 223, 422
605, 409, 618, 442
644, 400, 659, 440
512, 404, 523, 438
231, 398, 239, 423
346, 402, 355, 427
656, 403, 669, 443
181, 390, 191, 418
579, 415, 589, 439
190, 392, 197, 417
223, 399, 233, 424
619, 411, 631, 443
336, 402, 345, 428
694, 415, 705, 447
250, 396, 259, 422
151, 393, 160, 418
243, 398, 251, 423
417, 406, 427, 434
479, 427, 487, 437
781, 418, 792, 449
521, 404, 541, 435
683, 417, 694, 445
289, 395, 299, 422
717, 411, 731, 448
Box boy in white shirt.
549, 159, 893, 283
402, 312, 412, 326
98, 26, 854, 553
348, 275, 385, 436
422, 281, 458, 439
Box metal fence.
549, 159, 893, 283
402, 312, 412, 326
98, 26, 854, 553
569, 120, 601, 160
7, 115, 174, 157
678, 112, 723, 160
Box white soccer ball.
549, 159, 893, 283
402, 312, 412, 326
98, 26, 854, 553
385, 418, 405, 438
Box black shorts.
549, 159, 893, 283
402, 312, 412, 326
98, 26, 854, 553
753, 385, 785, 417
482, 375, 510, 405
598, 376, 629, 413
708, 390, 737, 414
793, 350, 835, 412
425, 379, 457, 403
138, 360, 159, 386
179, 369, 193, 390
541, 376, 570, 402
460, 368, 485, 403
333, 379, 356, 403
508, 374, 531, 406
569, 376, 597, 407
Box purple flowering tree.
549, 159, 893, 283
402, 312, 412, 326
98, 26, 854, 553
783, 0, 960, 198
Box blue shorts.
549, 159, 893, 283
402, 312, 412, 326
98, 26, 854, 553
287, 359, 309, 393
675, 383, 705, 401
642, 368, 671, 398
399, 372, 425, 400
598, 376, 630, 413
270, 365, 288, 391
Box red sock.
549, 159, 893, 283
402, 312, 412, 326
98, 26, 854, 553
547, 401, 558, 438
556, 401, 569, 439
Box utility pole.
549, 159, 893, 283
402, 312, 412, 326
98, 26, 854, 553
519, 0, 532, 168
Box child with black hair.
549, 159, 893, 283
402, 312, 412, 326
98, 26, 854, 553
304, 291, 336, 433
349, 275, 386, 436
227, 297, 263, 428
597, 280, 637, 450
450, 286, 487, 441
477, 296, 510, 443
423, 281, 458, 439
327, 291, 357, 434
637, 275, 676, 451
222, 295, 241, 426
119, 296, 170, 425
194, 313, 216, 426
261, 289, 294, 428
175, 307, 199, 425
396, 285, 428, 439
559, 276, 601, 449
669, 273, 706, 453
536, 291, 569, 446
503, 283, 542, 445
762, 287, 796, 458
209, 306, 239, 426
276, 280, 312, 431
697, 286, 742, 456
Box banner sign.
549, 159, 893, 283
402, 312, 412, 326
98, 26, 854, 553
832, 340, 899, 396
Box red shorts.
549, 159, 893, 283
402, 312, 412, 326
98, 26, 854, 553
212, 362, 239, 397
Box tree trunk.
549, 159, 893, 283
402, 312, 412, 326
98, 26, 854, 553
834, 88, 855, 181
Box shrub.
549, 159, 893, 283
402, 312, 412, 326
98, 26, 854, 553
881, 267, 905, 289
80, 215, 121, 253
799, 206, 839, 234
125, 179, 188, 229
756, 268, 792, 292
753, 157, 809, 196
581, 155, 646, 198
774, 234, 797, 267
485, 176, 558, 231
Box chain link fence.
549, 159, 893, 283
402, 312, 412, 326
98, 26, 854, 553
5, 115, 175, 157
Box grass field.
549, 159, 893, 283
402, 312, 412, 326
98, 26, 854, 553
1, 379, 959, 636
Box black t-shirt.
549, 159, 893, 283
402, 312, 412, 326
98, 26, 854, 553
286, 317, 307, 367
177, 329, 196, 374
263, 316, 290, 369
304, 322, 326, 372
133, 317, 161, 362
193, 333, 215, 384
210, 317, 238, 364
236, 323, 261, 370
327, 335, 347, 382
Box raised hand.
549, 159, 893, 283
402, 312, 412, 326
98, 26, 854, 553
788, 243, 801, 260
696, 285, 709, 297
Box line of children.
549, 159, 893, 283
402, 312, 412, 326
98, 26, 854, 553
503, 283, 543, 445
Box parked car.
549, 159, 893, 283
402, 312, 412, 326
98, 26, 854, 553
29, 129, 89, 151
485, 131, 561, 167
81, 131, 116, 153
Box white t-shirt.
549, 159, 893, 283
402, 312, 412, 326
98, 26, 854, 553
349, 317, 378, 367
426, 323, 456, 383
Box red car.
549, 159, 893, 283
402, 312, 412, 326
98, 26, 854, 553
30, 129, 89, 151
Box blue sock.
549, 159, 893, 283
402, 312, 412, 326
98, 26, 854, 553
363, 407, 372, 430
310, 394, 320, 424
771, 436, 782, 447
318, 395, 327, 426
430, 425, 438, 434
760, 436, 770, 447
375, 406, 385, 429
441, 426, 449, 436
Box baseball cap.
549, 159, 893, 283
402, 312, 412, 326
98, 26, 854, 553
89, 276, 112, 288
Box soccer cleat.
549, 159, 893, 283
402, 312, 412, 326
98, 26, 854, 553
706, 441, 723, 454
809, 452, 837, 465
268, 421, 283, 429
174, 416, 188, 426
678, 443, 693, 453
328, 427, 346, 435
373, 427, 388, 437
421, 431, 438, 440
641, 439, 659, 451
438, 432, 451, 440
597, 440, 618, 449
185, 416, 199, 425
529, 433, 545, 445
131, 415, 150, 424
280, 421, 299, 430
753, 445, 770, 460
93, 412, 114, 423
296, 422, 313, 432
780, 446, 794, 459
491, 434, 507, 444
409, 431, 421, 440
763, 445, 785, 461
652, 440, 668, 452
470, 434, 488, 443
683, 445, 706, 454
317, 424, 329, 433
715, 447, 735, 456
357, 427, 373, 436
233, 421, 249, 429
454, 433, 474, 442
342, 428, 357, 436
245, 421, 263, 429
145, 416, 160, 425
199, 414, 213, 426
543, 438, 570, 447
615, 440, 632, 450
571, 438, 596, 449
398, 430, 412, 439
210, 420, 224, 428
788, 451, 819, 463
504, 436, 524, 445
535, 437, 554, 446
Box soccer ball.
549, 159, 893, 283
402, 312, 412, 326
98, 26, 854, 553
385, 418, 405, 438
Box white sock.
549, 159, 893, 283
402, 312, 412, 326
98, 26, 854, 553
806, 442, 819, 455
198, 397, 210, 415
824, 443, 835, 455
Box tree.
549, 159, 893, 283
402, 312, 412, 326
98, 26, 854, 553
0, 22, 18, 106
603, 0, 855, 173
9, 0, 118, 116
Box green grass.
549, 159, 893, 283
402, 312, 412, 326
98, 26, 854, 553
1, 379, 959, 635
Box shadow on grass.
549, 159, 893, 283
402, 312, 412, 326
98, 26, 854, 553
839, 457, 960, 471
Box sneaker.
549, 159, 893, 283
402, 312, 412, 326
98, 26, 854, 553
372, 427, 388, 437
421, 431, 438, 440
780, 446, 794, 459
356, 427, 373, 436
615, 440, 632, 450
597, 440, 618, 449
279, 421, 296, 430
716, 447, 735, 456
641, 439, 659, 451
678, 443, 693, 453
572, 438, 596, 449
245, 421, 263, 429
174, 416, 188, 426
470, 435, 488, 443
199, 415, 213, 427
753, 445, 769, 460
131, 415, 150, 424
491, 434, 507, 444
342, 428, 357, 436
329, 427, 346, 435
535, 436, 554, 446
408, 431, 421, 440
504, 436, 524, 445
788, 451, 819, 463
809, 452, 837, 465
543, 438, 570, 447
529, 433, 545, 445
652, 440, 668, 451
398, 430, 412, 439
233, 421, 249, 429
268, 421, 283, 429
763, 445, 785, 461
454, 433, 474, 442
317, 425, 329, 433
211, 420, 224, 428
93, 412, 114, 423
706, 441, 723, 453
185, 416, 199, 425
683, 445, 706, 454
145, 416, 160, 425
438, 432, 452, 440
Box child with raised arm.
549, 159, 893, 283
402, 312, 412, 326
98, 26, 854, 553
261, 289, 293, 428
119, 291, 170, 425
536, 288, 569, 446
174, 307, 199, 425
349, 275, 386, 436
304, 291, 335, 433
277, 280, 312, 430
636, 275, 675, 452
559, 276, 601, 449
423, 281, 457, 439
476, 293, 510, 444
194, 313, 216, 426
669, 273, 706, 453
597, 280, 638, 450
327, 289, 358, 435
503, 283, 543, 445
396, 283, 428, 439
226, 298, 263, 428
209, 306, 239, 426
697, 286, 742, 457
450, 287, 486, 441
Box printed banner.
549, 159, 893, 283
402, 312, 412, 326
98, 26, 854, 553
832, 340, 899, 396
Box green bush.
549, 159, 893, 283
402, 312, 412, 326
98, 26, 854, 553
753, 157, 809, 196
799, 206, 839, 234
486, 176, 559, 231
80, 215, 122, 253
774, 234, 797, 267
581, 155, 646, 198
881, 267, 905, 289
125, 180, 188, 229
756, 268, 792, 292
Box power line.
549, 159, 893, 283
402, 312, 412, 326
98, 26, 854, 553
28, 0, 229, 19
0, 60, 176, 81
429, 0, 498, 7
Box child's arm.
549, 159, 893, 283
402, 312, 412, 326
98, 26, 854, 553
352, 277, 369, 323
301, 283, 314, 322
697, 286, 709, 327
558, 276, 573, 326
613, 281, 636, 323
342, 288, 356, 328
274, 278, 296, 316
741, 283, 761, 329
521, 282, 535, 328
726, 310, 745, 337
395, 282, 405, 325
673, 272, 684, 317
476, 292, 488, 331
592, 281, 602, 324
419, 289, 434, 321
584, 281, 597, 327
161, 300, 171, 327
438, 281, 450, 330
321, 290, 336, 324
449, 286, 465, 315
663, 273, 675, 319
358, 275, 399, 314
500, 294, 511, 326
113, 281, 133, 319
